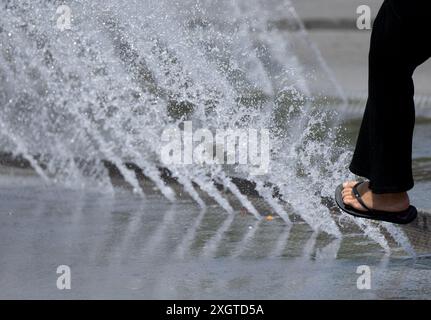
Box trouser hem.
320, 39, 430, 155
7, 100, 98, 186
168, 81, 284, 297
349, 163, 414, 194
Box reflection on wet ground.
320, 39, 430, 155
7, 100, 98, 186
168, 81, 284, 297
0, 175, 430, 299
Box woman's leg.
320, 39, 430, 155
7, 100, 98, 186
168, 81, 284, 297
342, 0, 431, 211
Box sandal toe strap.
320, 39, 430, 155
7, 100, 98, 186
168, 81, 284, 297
352, 182, 372, 212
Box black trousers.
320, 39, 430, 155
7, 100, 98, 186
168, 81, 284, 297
349, 0, 431, 193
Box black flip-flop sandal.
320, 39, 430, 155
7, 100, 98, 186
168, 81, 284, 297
335, 181, 417, 225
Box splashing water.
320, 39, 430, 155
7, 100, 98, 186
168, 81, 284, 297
0, 0, 415, 254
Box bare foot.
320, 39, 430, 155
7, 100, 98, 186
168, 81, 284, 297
341, 181, 410, 212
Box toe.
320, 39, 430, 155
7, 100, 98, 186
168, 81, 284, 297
344, 194, 354, 201
343, 196, 355, 206
343, 196, 368, 212
342, 188, 353, 198
343, 181, 358, 188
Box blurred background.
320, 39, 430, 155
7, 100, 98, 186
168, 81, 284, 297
292, 0, 431, 102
